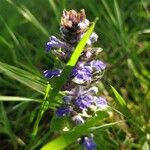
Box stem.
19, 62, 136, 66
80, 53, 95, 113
32, 83, 51, 137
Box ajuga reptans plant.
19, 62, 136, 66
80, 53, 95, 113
44, 9, 107, 150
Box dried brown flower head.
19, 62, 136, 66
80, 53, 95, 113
60, 9, 90, 44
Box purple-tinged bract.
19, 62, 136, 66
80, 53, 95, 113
95, 97, 107, 108
72, 115, 85, 125
46, 36, 68, 52
90, 60, 106, 71
72, 65, 92, 84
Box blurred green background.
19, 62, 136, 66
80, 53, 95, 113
0, 0, 150, 149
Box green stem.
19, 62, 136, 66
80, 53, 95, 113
32, 83, 51, 136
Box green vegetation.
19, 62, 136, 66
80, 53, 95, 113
0, 0, 149, 149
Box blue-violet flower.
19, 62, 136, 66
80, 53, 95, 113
44, 69, 61, 78
82, 136, 96, 150
56, 106, 72, 117
75, 94, 93, 110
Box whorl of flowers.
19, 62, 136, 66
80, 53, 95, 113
44, 9, 107, 150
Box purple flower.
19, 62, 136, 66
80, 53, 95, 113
72, 65, 92, 84
43, 69, 61, 78
82, 136, 96, 150
75, 94, 93, 110
56, 106, 72, 117
72, 115, 85, 125
95, 97, 107, 108
90, 60, 106, 71
46, 36, 68, 52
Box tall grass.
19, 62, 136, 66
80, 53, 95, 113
0, 0, 149, 149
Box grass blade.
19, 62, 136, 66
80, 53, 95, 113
101, 0, 116, 26
48, 0, 60, 22
0, 96, 41, 102
90, 121, 124, 131
113, 0, 123, 31
32, 83, 51, 136
0, 61, 47, 94
5, 0, 49, 37
0, 102, 17, 147
127, 59, 150, 86
0, 35, 13, 49
110, 85, 145, 135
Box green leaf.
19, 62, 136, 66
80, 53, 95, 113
111, 86, 127, 107
0, 61, 47, 94
110, 85, 145, 135
50, 116, 71, 132
90, 121, 123, 131
41, 111, 108, 150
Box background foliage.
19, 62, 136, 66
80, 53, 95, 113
0, 0, 149, 149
